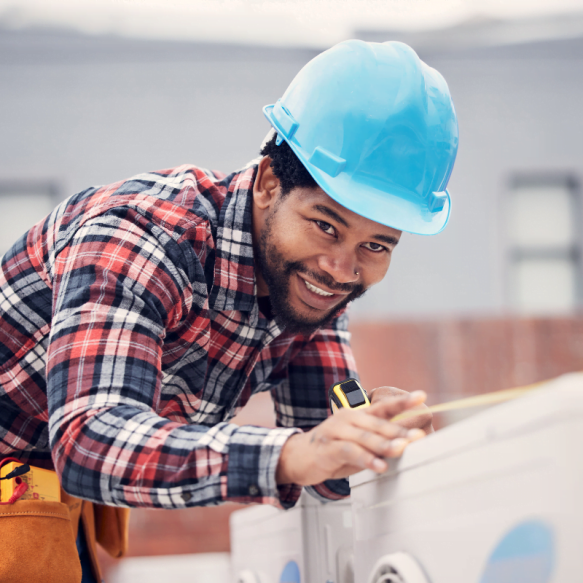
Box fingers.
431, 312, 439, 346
367, 390, 427, 420
392, 405, 433, 431
328, 436, 419, 475
323, 408, 425, 469
333, 407, 422, 441
369, 386, 408, 405
285, 392, 430, 485
367, 387, 433, 432
329, 439, 390, 474
333, 423, 423, 461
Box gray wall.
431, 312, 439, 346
1, 29, 582, 319
0, 31, 316, 192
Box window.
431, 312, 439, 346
507, 177, 580, 314
0, 182, 59, 257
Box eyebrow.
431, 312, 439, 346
312, 204, 400, 247
312, 204, 349, 228
372, 234, 400, 247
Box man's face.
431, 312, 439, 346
253, 158, 401, 335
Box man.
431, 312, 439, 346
0, 40, 457, 580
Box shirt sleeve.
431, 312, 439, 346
47, 210, 298, 509
271, 310, 359, 503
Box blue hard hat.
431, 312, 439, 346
263, 40, 459, 235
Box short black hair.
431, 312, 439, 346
260, 132, 318, 196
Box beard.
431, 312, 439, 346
254, 210, 367, 336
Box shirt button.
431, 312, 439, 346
181, 492, 192, 502
248, 484, 260, 496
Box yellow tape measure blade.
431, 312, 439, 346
392, 382, 544, 423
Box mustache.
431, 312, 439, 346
285, 261, 363, 295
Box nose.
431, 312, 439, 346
317, 251, 360, 285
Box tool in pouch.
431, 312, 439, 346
0, 457, 82, 583
329, 378, 371, 413
0, 457, 61, 504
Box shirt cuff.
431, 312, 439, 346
225, 425, 301, 507
304, 478, 350, 502
276, 482, 303, 509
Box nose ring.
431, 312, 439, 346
355, 270, 359, 276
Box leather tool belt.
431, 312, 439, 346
0, 486, 130, 582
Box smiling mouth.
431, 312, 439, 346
303, 278, 338, 297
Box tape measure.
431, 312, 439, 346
329, 376, 547, 421
329, 378, 371, 413
392, 382, 544, 422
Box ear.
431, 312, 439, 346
253, 156, 281, 210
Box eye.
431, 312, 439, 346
362, 242, 387, 253
315, 220, 336, 237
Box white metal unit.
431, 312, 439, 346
350, 372, 583, 583
109, 552, 231, 583
230, 492, 354, 583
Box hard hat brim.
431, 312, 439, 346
263, 104, 451, 236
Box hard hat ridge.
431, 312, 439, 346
263, 39, 459, 235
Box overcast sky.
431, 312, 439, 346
1, 0, 583, 47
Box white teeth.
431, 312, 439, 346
304, 279, 334, 296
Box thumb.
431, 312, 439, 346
367, 390, 427, 420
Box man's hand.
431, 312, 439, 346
370, 386, 434, 433
276, 391, 427, 486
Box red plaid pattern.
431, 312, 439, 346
0, 161, 357, 508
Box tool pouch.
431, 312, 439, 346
95, 503, 130, 558
0, 499, 82, 583
61, 490, 131, 581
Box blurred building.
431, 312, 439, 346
1, 16, 583, 318
2, 14, 583, 581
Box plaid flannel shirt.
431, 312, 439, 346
0, 161, 358, 509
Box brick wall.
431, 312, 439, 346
350, 316, 583, 403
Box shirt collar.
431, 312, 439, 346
209, 160, 260, 315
